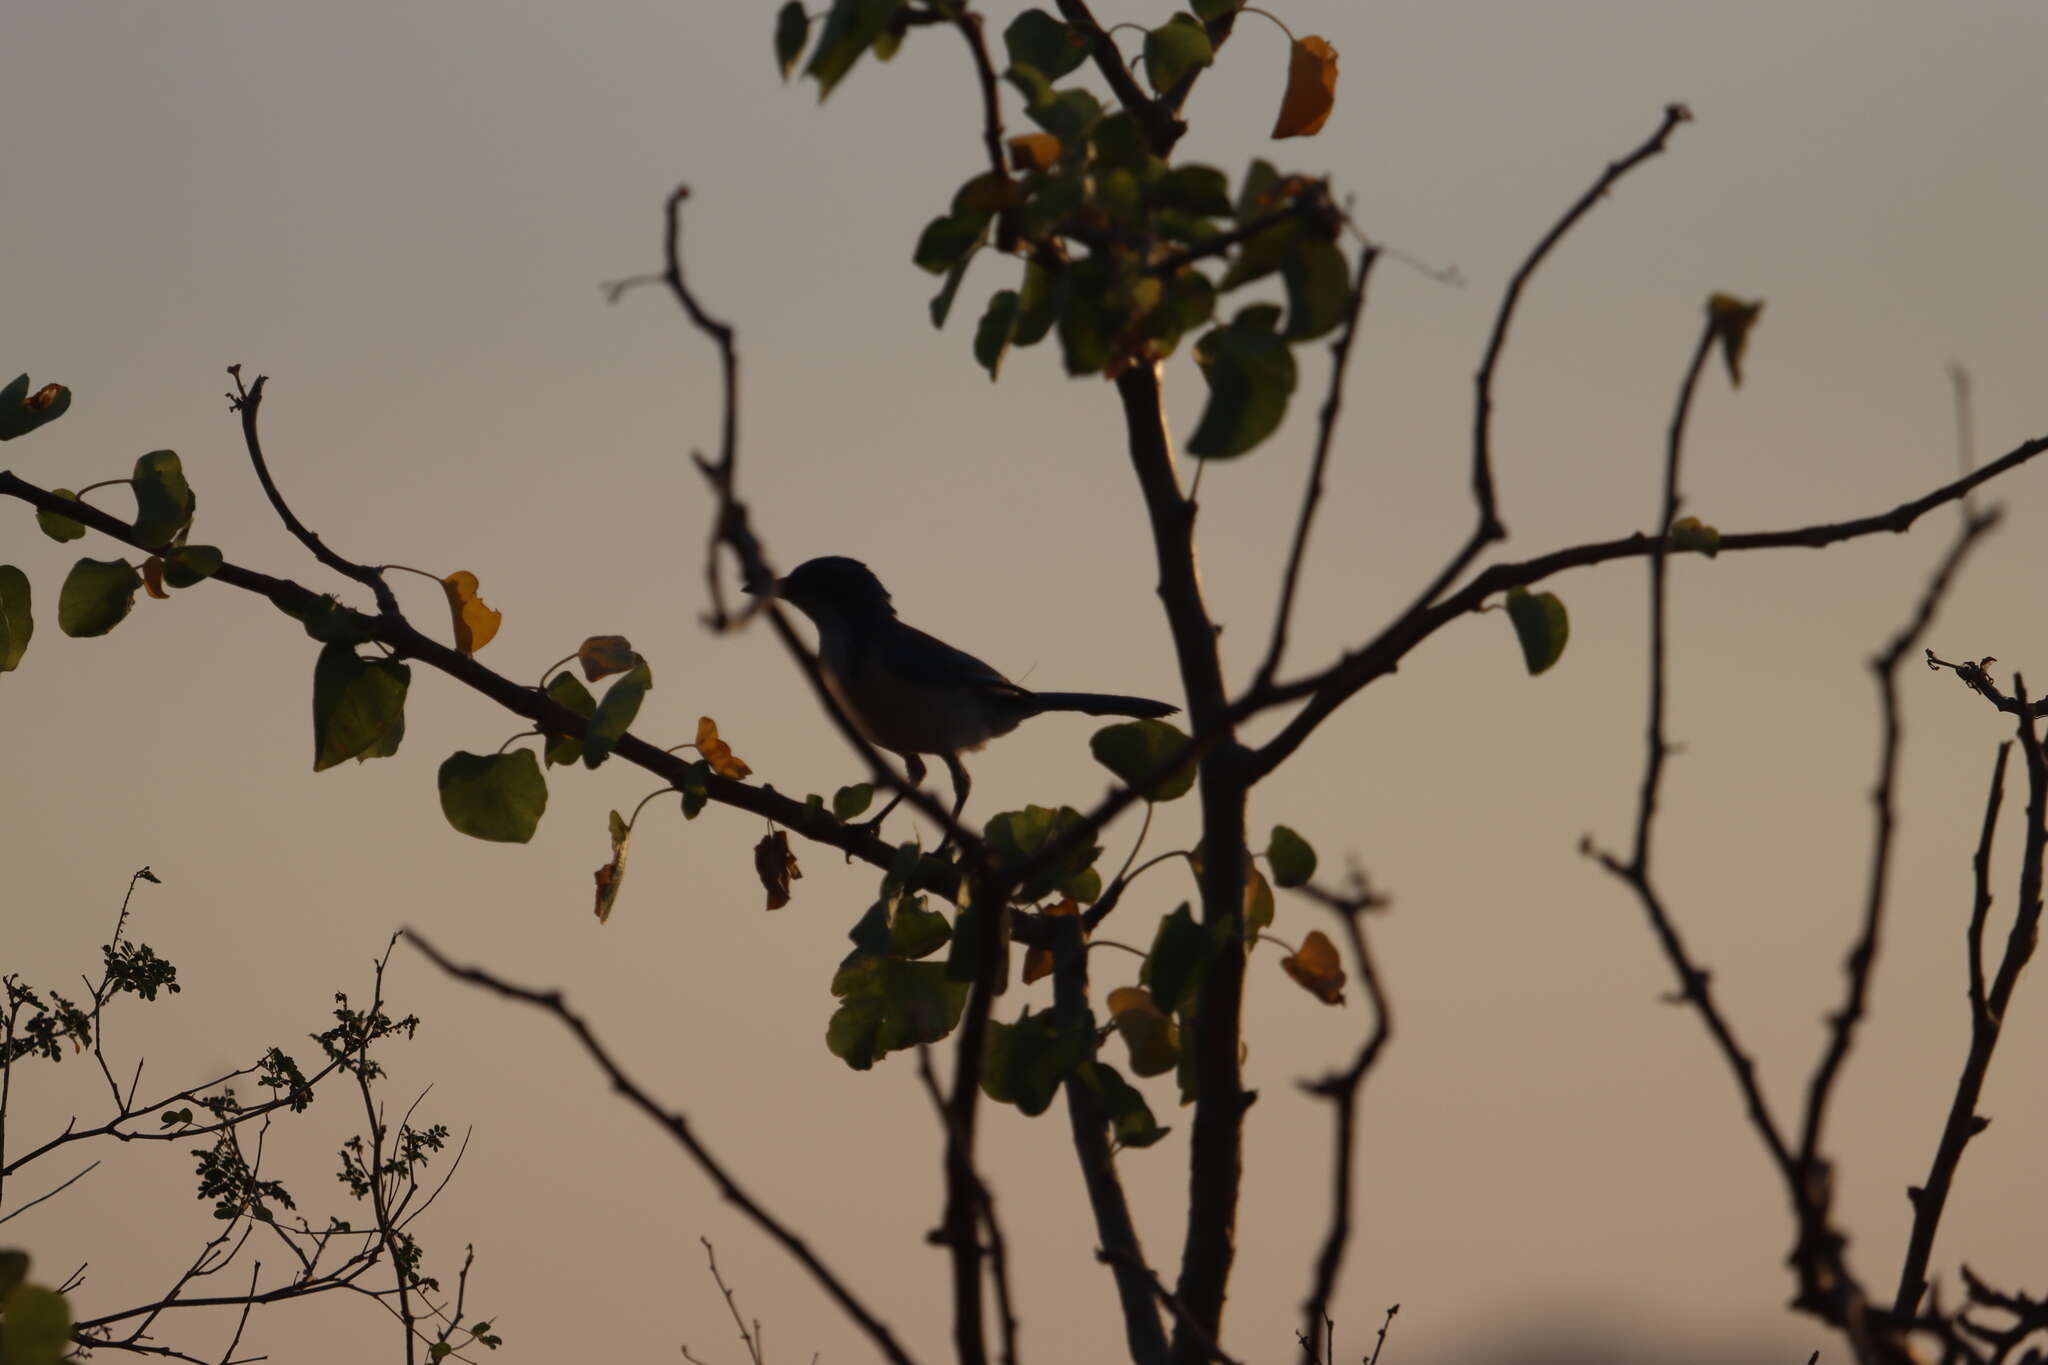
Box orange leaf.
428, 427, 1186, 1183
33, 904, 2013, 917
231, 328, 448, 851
141, 556, 170, 600
1281, 929, 1346, 1004
1272, 36, 1338, 139
577, 635, 638, 681
696, 716, 753, 780
754, 830, 800, 911
440, 570, 502, 656
1007, 133, 1062, 172
1022, 897, 1081, 983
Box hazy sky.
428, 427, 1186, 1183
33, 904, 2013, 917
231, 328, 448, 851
5, 3, 2047, 1362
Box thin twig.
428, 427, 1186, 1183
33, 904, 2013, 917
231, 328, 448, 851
1254, 246, 1382, 694
1294, 876, 1393, 1354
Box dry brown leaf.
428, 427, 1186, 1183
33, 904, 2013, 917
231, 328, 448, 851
577, 635, 637, 681
1706, 293, 1765, 387
593, 810, 630, 924
755, 829, 800, 910
1280, 929, 1347, 1004
696, 716, 753, 780
1021, 897, 1081, 983
1272, 36, 1339, 139
441, 570, 503, 655
1107, 984, 1179, 1076
141, 556, 170, 600
1007, 133, 1062, 171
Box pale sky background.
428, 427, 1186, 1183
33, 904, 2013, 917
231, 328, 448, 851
5, 2, 2047, 1362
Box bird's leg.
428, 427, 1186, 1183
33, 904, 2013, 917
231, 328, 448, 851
938, 752, 972, 854
855, 752, 927, 840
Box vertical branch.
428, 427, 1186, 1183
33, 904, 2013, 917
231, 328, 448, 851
1295, 877, 1393, 1357
1053, 919, 1170, 1365
1109, 363, 1249, 1365
1589, 311, 1798, 1190
1895, 686, 2048, 1317
1799, 511, 2000, 1172
1893, 743, 2010, 1316
1253, 246, 1381, 694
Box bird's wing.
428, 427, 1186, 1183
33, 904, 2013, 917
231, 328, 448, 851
882, 621, 1029, 698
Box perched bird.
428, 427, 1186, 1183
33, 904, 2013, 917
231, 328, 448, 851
754, 556, 1178, 836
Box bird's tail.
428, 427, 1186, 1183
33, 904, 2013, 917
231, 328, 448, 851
1029, 691, 1179, 719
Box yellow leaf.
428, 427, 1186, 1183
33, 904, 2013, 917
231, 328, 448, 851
440, 570, 502, 656
577, 635, 638, 681
1007, 133, 1062, 172
141, 556, 170, 600
1022, 897, 1080, 983
1272, 36, 1338, 139
593, 810, 631, 924
696, 716, 753, 780
754, 829, 800, 911
1706, 294, 1765, 387
1108, 985, 1179, 1077
1281, 929, 1346, 1004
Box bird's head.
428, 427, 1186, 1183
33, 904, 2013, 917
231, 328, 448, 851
753, 556, 897, 625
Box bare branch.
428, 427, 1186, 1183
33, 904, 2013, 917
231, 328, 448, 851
404, 931, 920, 1365
1294, 875, 1393, 1353
1253, 246, 1382, 694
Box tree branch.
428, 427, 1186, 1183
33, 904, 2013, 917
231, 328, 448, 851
404, 931, 921, 1365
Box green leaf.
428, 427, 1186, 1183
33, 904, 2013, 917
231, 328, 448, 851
1013, 260, 1066, 346
974, 289, 1019, 379
827, 959, 969, 1070
1236, 158, 1280, 220
1008, 67, 1103, 143
0, 1251, 26, 1298
1670, 515, 1721, 558
1191, 0, 1240, 18
1090, 718, 1196, 801
1003, 9, 1087, 80
804, 0, 897, 100
1088, 113, 1147, 173
160, 544, 223, 588
1078, 1060, 1170, 1148
34, 489, 86, 543
914, 211, 990, 276
1504, 586, 1569, 675
986, 804, 1101, 903
774, 0, 810, 78
1143, 903, 1219, 1015
1267, 825, 1317, 888
677, 759, 712, 819
0, 565, 31, 672
131, 449, 195, 548
1144, 270, 1215, 358
1218, 218, 1299, 291
833, 783, 875, 820
582, 659, 652, 768
57, 557, 140, 637
945, 902, 1014, 990
1282, 236, 1351, 340
437, 750, 548, 843
0, 374, 72, 442
1, 1281, 74, 1365
1056, 255, 1120, 377
929, 251, 975, 329
311, 641, 410, 770
985, 1007, 1090, 1116
542, 670, 596, 768
1153, 163, 1233, 217
1186, 305, 1297, 458
891, 897, 953, 959
276, 592, 374, 643
1143, 13, 1214, 93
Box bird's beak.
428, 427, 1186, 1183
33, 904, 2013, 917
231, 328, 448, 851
741, 570, 779, 599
